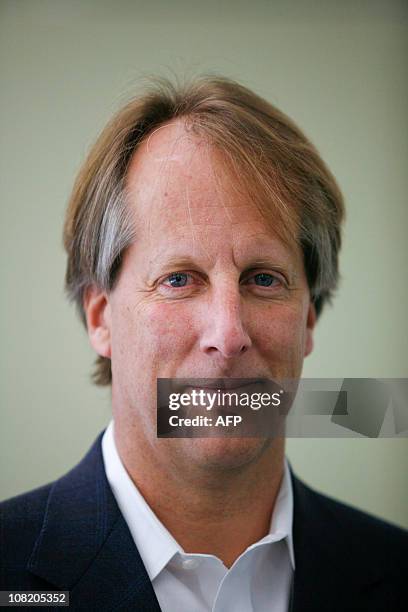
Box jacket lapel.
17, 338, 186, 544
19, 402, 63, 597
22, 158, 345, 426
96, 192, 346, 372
27, 431, 162, 611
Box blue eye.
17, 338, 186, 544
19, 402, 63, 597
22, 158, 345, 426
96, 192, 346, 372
253, 273, 278, 287
166, 272, 189, 287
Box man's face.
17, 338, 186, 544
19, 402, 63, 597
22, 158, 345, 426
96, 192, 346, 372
88, 121, 315, 470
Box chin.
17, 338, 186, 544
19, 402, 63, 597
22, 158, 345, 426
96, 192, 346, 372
172, 436, 274, 472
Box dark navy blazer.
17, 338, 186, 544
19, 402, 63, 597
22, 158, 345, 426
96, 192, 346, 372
1, 431, 406, 611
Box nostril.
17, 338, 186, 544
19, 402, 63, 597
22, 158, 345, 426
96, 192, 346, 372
199, 303, 252, 358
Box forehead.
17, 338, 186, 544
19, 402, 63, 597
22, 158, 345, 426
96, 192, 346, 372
126, 121, 268, 225
124, 121, 301, 264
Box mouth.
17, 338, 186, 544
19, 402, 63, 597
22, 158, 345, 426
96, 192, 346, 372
175, 378, 266, 392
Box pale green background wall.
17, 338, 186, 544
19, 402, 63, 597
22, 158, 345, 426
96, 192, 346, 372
1, 1, 407, 528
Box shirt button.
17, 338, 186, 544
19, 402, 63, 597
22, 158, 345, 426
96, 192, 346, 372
181, 557, 200, 570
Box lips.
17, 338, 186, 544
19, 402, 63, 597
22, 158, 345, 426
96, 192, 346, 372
175, 378, 266, 391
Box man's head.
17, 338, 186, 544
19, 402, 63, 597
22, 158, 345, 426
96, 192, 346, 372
64, 76, 344, 385
63, 76, 344, 472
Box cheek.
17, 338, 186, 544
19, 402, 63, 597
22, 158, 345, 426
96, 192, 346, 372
111, 300, 196, 365
254, 304, 308, 357
149, 303, 196, 360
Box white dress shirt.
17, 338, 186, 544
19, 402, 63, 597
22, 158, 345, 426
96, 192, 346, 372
102, 420, 295, 612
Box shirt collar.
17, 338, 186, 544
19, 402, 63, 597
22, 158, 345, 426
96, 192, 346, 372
102, 420, 295, 581
102, 420, 181, 580
260, 455, 295, 569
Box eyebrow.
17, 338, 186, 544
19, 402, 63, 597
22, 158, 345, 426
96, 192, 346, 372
148, 254, 299, 282
150, 255, 205, 272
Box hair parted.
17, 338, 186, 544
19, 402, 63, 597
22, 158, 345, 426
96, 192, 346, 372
63, 75, 345, 386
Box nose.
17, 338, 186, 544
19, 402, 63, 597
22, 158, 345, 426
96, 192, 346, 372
200, 286, 252, 359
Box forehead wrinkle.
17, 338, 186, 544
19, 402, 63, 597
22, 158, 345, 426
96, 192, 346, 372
206, 139, 235, 226
128, 125, 193, 248
182, 139, 218, 262
149, 132, 209, 257
205, 145, 260, 271
181, 140, 244, 233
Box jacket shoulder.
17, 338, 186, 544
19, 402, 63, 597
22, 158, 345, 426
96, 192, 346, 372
0, 482, 56, 588
291, 474, 407, 611
1, 481, 53, 517
294, 476, 407, 574
314, 485, 406, 541
0, 433, 107, 591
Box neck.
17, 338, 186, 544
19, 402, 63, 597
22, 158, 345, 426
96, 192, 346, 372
114, 421, 286, 568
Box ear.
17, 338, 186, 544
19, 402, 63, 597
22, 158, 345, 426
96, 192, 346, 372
83, 285, 112, 359
304, 301, 317, 357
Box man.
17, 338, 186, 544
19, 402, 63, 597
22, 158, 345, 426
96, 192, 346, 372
0, 77, 406, 611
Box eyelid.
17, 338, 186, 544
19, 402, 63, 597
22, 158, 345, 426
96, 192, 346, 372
241, 269, 288, 286
159, 268, 289, 288
161, 271, 201, 287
